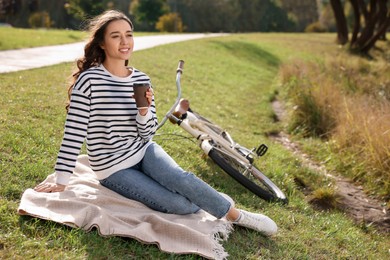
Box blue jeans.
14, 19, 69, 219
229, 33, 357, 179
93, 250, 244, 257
100, 142, 231, 219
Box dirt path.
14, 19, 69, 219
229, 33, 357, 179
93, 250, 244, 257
270, 99, 390, 233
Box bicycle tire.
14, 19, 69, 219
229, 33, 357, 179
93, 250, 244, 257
189, 110, 287, 203
208, 143, 288, 204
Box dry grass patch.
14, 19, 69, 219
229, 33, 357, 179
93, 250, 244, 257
280, 51, 390, 200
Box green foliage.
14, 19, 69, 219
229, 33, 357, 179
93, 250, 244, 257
175, 0, 296, 32
65, 0, 113, 21
1, 0, 309, 32
0, 0, 76, 28
130, 0, 169, 31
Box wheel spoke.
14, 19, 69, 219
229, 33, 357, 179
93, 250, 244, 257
192, 111, 287, 203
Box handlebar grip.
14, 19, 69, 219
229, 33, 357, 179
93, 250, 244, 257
177, 60, 184, 73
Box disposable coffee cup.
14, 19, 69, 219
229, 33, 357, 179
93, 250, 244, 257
133, 83, 150, 109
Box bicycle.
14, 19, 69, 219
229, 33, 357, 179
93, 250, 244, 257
156, 60, 288, 204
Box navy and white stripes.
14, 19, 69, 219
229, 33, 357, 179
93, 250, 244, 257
54, 64, 158, 185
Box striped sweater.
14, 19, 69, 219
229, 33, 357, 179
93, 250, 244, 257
54, 64, 158, 185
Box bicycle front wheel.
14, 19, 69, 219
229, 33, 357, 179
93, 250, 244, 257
208, 145, 288, 204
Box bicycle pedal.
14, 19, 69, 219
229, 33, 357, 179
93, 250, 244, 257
256, 144, 268, 156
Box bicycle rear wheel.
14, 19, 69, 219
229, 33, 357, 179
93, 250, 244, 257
189, 110, 287, 203
208, 143, 288, 204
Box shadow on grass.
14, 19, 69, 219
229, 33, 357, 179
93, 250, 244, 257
211, 40, 281, 72
18, 215, 181, 259
18, 192, 278, 259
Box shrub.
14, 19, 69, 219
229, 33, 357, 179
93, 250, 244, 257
155, 12, 184, 32
305, 21, 327, 33
281, 61, 338, 138
28, 11, 52, 29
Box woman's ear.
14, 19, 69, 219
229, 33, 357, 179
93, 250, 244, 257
99, 41, 105, 50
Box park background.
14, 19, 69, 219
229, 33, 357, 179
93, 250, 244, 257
1, 0, 389, 259
1, 0, 327, 32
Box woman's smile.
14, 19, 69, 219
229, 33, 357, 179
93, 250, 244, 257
100, 19, 134, 64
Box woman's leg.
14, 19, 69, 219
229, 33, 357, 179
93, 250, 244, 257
141, 143, 231, 219
100, 163, 200, 215
101, 142, 278, 236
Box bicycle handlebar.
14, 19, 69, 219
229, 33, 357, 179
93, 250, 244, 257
157, 60, 185, 130
177, 59, 184, 73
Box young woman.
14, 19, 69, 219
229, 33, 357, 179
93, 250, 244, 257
34, 10, 278, 236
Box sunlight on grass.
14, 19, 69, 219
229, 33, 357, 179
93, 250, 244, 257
1, 33, 389, 259
0, 27, 175, 50
0, 27, 87, 50
279, 49, 390, 199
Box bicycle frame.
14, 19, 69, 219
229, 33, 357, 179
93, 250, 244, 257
157, 60, 254, 167
157, 60, 288, 203
186, 113, 253, 164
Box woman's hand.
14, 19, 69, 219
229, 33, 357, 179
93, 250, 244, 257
34, 182, 66, 193
139, 88, 153, 116
145, 87, 153, 106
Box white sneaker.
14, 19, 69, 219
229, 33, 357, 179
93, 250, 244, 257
234, 210, 278, 236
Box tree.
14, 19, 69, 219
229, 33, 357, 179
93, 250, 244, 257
174, 0, 239, 32
65, 0, 113, 21
172, 0, 294, 32
1, 0, 135, 29
279, 0, 319, 31
0, 0, 22, 25
0, 0, 20, 16
130, 0, 169, 31
330, 0, 390, 54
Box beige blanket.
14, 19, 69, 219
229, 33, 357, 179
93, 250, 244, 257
18, 155, 233, 259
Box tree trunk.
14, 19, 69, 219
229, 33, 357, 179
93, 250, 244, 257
349, 0, 361, 46
361, 12, 390, 53
357, 0, 369, 20
377, 0, 389, 40
330, 0, 349, 45
354, 0, 390, 53
331, 0, 390, 54
354, 0, 379, 49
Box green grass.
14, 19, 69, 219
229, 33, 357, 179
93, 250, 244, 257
0, 27, 87, 50
1, 33, 389, 259
0, 27, 156, 50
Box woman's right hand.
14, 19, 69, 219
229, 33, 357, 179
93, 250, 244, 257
34, 182, 66, 193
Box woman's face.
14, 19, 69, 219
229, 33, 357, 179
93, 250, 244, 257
100, 19, 134, 63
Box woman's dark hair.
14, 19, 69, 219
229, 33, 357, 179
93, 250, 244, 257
66, 10, 133, 111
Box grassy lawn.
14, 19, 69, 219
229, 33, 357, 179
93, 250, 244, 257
1, 33, 389, 259
0, 27, 156, 50
0, 27, 87, 50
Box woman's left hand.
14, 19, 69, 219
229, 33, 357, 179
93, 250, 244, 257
34, 181, 66, 193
